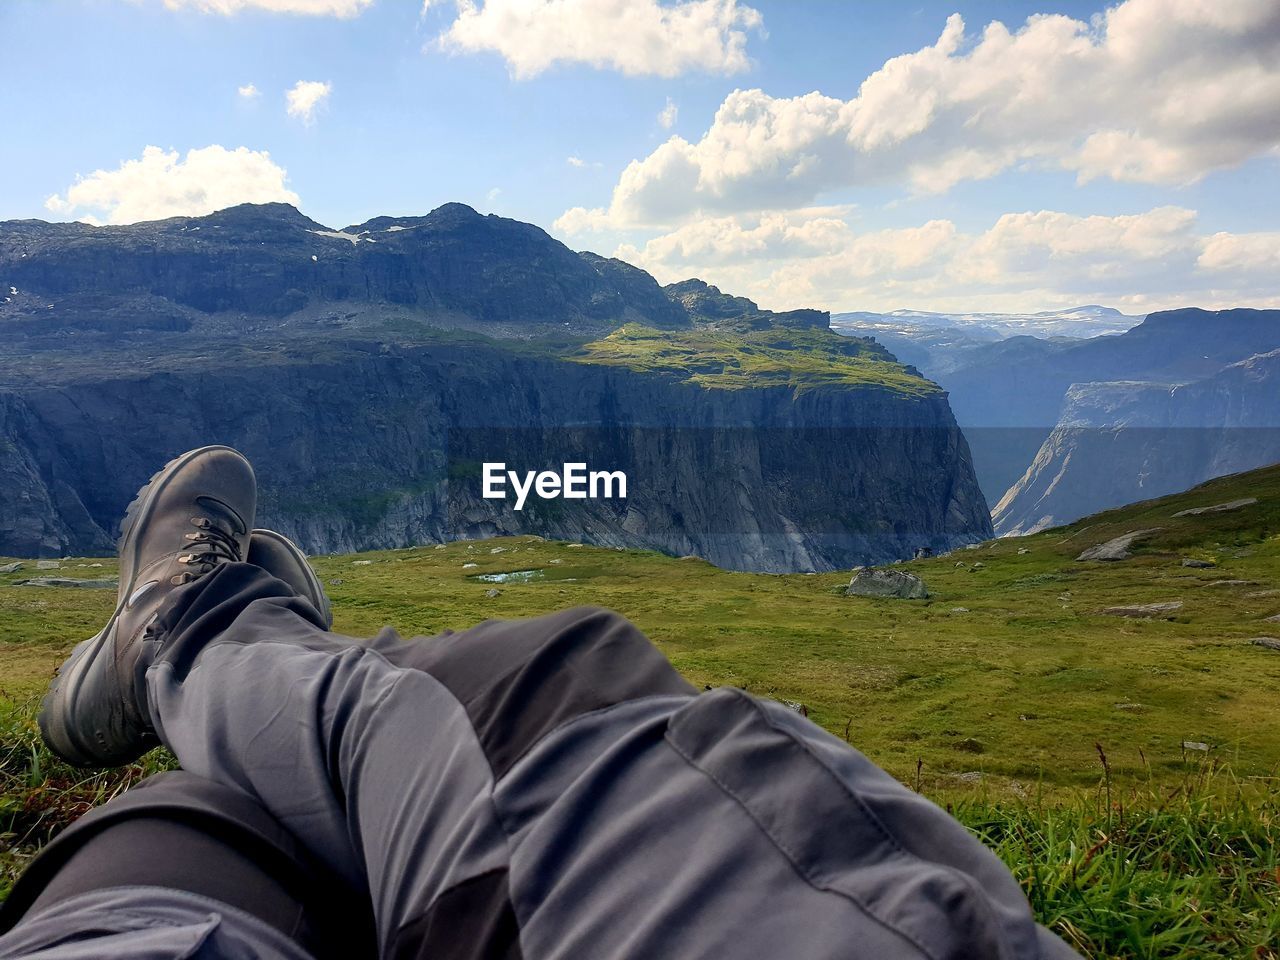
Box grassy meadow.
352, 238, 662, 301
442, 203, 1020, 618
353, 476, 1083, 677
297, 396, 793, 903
573, 322, 941, 394
2, 465, 1279, 956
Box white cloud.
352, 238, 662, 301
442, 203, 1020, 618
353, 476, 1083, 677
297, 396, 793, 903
285, 80, 332, 124
1197, 232, 1280, 274
611, 205, 1280, 314
237, 83, 260, 99
567, 155, 586, 168
44, 145, 299, 225
486, 186, 502, 202
429, 0, 763, 79
162, 0, 372, 15
563, 0, 1280, 230
659, 96, 678, 129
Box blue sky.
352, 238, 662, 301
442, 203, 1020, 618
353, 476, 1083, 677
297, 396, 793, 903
2, 0, 1278, 314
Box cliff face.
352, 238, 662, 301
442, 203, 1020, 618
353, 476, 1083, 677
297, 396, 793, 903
0, 202, 992, 570
992, 349, 1280, 535
1, 341, 990, 571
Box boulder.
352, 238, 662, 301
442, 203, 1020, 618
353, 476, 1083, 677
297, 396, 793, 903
0, 562, 22, 573
1264, 613, 1280, 623
1181, 558, 1215, 568
485, 588, 502, 599
1250, 637, 1280, 652
36, 560, 60, 570
846, 568, 928, 599
1101, 601, 1183, 618
1173, 498, 1257, 518
1076, 529, 1161, 562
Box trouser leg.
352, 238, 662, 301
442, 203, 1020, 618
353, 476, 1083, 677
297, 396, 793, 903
136, 561, 1079, 959
140, 561, 695, 958
0, 771, 374, 960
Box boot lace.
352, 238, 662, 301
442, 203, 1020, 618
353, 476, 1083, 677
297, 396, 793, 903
170, 517, 242, 585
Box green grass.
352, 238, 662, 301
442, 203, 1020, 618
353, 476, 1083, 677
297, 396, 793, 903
572, 323, 942, 394
3, 464, 1280, 956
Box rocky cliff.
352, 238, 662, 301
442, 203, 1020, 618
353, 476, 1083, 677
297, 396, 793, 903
0, 203, 992, 570
866, 307, 1280, 506
992, 349, 1280, 535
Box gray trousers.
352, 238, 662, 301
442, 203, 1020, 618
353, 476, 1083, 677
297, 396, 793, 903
0, 563, 1079, 959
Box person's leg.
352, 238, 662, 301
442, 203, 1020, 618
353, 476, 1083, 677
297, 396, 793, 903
139, 562, 1079, 958
33, 447, 1079, 958
0, 771, 374, 960
140, 561, 698, 957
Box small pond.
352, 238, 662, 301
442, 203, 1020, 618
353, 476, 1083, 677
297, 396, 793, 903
469, 569, 546, 584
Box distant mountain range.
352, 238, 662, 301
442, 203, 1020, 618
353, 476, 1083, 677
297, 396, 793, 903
833, 304, 1141, 341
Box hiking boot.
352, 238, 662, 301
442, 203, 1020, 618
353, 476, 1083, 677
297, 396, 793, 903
247, 528, 333, 628
39, 446, 256, 768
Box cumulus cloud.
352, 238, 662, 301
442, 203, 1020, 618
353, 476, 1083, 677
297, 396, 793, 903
561, 0, 1280, 230
428, 0, 763, 79
237, 83, 260, 99
162, 0, 372, 14
1197, 232, 1280, 275
567, 155, 586, 168
659, 97, 678, 129
43, 145, 299, 225
285, 80, 332, 124
612, 206, 1280, 313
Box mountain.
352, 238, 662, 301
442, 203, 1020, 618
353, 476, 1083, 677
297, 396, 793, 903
666, 278, 829, 331
0, 202, 689, 337
0, 203, 992, 570
834, 307, 1280, 507
829, 305, 1141, 382
830, 308, 1140, 500
939, 308, 1280, 429
993, 349, 1280, 535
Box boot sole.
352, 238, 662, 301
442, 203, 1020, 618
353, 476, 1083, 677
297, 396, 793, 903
38, 445, 246, 767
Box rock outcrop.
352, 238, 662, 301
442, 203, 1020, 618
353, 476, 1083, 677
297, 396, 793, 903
1173, 498, 1258, 518
1076, 529, 1162, 562
995, 348, 1280, 535
665, 279, 830, 331
846, 569, 929, 598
